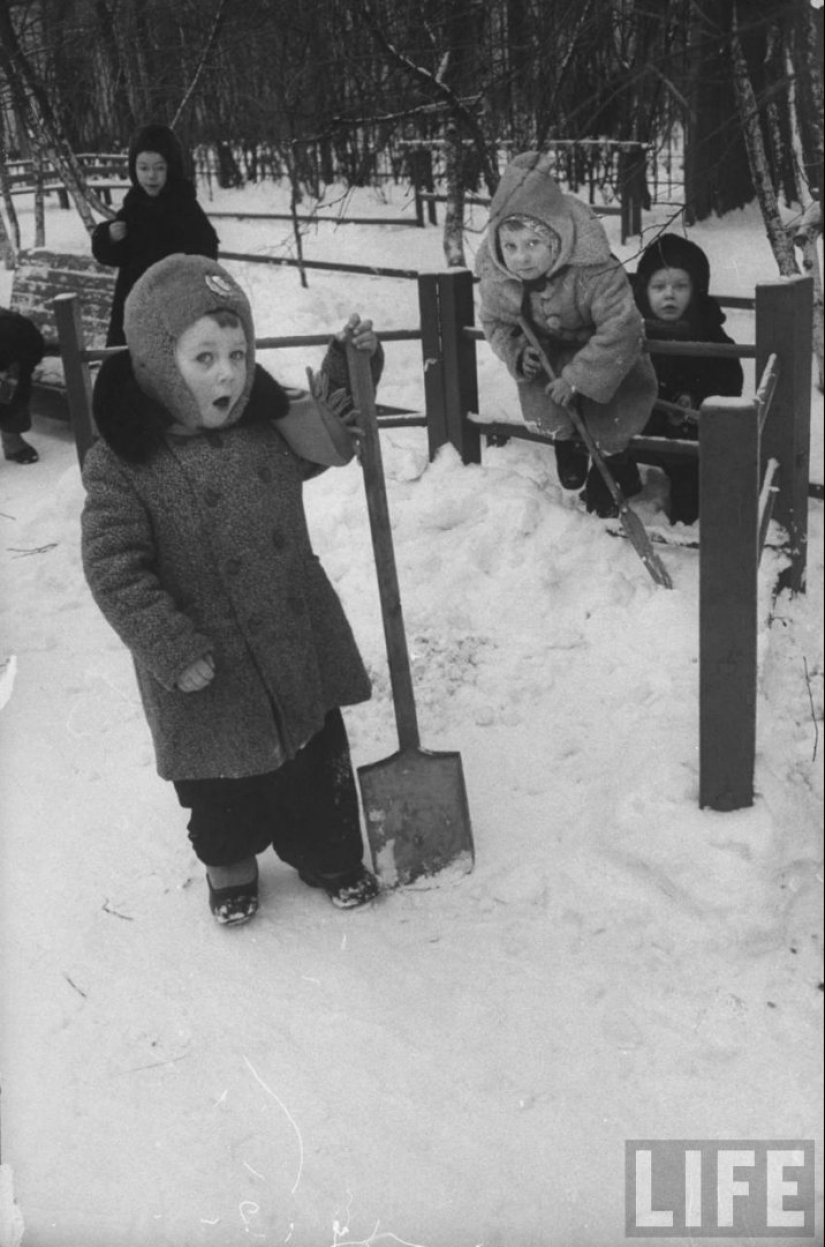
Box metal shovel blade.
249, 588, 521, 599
358, 746, 475, 888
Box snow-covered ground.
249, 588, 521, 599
0, 181, 822, 1247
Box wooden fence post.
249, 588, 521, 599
698, 396, 761, 810
52, 293, 96, 470
755, 276, 813, 594
618, 142, 646, 244
437, 269, 480, 465
409, 149, 437, 226
418, 274, 447, 459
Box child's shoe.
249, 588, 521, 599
206, 861, 259, 926
299, 864, 380, 909
582, 455, 642, 517
2, 435, 39, 465
553, 440, 589, 489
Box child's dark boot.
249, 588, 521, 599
582, 454, 642, 518
299, 863, 380, 909
553, 440, 589, 490
206, 858, 259, 926
667, 464, 699, 526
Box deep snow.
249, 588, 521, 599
0, 179, 822, 1247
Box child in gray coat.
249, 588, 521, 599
81, 254, 382, 925
476, 151, 657, 516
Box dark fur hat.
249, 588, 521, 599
128, 123, 186, 185
635, 233, 711, 301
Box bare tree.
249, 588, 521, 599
0, 1, 111, 231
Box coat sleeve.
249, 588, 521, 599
81, 447, 214, 690
91, 215, 129, 267
185, 202, 219, 259
559, 264, 645, 403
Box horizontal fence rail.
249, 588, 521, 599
218, 249, 420, 281
208, 210, 417, 227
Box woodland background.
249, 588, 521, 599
0, 0, 823, 375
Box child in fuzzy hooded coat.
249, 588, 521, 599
476, 151, 657, 516
81, 254, 383, 925
91, 123, 219, 346
634, 232, 744, 526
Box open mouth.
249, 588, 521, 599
213, 396, 232, 412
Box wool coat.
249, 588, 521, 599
91, 184, 219, 346
476, 152, 656, 454
81, 355, 372, 782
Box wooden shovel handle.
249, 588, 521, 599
517, 316, 621, 501
517, 316, 673, 589
346, 343, 421, 750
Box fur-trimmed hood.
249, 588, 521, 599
481, 151, 614, 280
93, 351, 290, 464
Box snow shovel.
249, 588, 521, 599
346, 342, 475, 888
517, 316, 673, 590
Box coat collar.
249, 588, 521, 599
92, 352, 290, 464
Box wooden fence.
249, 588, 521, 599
5, 153, 129, 208
404, 139, 647, 242
53, 268, 812, 814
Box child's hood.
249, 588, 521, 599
485, 151, 612, 277
635, 233, 711, 299
128, 123, 186, 187
123, 253, 256, 433
633, 233, 726, 329
91, 351, 289, 465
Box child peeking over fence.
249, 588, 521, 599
81, 253, 384, 926
476, 151, 657, 517
633, 233, 744, 527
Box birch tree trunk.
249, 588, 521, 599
0, 156, 21, 263
731, 3, 799, 276
0, 6, 111, 234
442, 120, 467, 267
0, 199, 14, 269
793, 201, 824, 390
0, 106, 21, 259
787, 40, 824, 390
32, 153, 46, 248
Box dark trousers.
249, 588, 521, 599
0, 367, 34, 436
173, 708, 364, 874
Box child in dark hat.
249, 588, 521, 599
81, 254, 384, 925
476, 151, 657, 516
634, 232, 744, 526
0, 306, 46, 464
91, 123, 219, 345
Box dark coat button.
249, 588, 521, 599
271, 528, 285, 549
225, 558, 242, 577
204, 489, 222, 507
257, 466, 273, 484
